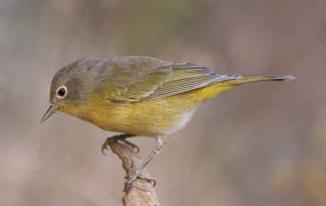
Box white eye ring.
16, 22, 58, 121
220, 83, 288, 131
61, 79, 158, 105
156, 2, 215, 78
56, 85, 68, 98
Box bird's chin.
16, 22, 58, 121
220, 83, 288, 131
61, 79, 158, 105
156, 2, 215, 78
57, 102, 89, 120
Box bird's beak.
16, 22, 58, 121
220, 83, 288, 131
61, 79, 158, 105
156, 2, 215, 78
41, 104, 56, 123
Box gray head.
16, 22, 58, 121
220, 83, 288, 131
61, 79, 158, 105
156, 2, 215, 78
41, 58, 103, 122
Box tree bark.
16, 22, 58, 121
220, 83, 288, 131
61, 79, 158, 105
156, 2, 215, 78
108, 138, 160, 206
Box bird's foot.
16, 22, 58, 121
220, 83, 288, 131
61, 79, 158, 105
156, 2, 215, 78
101, 134, 139, 155
120, 138, 140, 153
125, 169, 156, 187
101, 137, 115, 155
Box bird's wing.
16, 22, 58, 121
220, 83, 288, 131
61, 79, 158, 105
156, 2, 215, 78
95, 56, 240, 103
145, 63, 240, 100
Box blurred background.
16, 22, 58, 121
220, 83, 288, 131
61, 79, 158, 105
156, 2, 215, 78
0, 0, 325, 205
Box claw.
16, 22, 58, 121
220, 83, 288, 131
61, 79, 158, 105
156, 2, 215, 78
138, 176, 156, 186
126, 169, 156, 187
101, 138, 111, 155
126, 170, 140, 184
121, 139, 140, 153
101, 134, 137, 155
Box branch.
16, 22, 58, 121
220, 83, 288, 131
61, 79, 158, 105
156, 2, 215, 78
108, 138, 160, 206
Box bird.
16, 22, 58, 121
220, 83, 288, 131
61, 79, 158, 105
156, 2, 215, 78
41, 55, 294, 184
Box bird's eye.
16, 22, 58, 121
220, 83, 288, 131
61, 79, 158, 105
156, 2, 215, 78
56, 85, 67, 98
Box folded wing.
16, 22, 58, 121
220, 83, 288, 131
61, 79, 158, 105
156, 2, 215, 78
96, 56, 240, 103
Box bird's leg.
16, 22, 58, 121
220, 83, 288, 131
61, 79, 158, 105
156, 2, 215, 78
101, 133, 139, 154
126, 136, 166, 185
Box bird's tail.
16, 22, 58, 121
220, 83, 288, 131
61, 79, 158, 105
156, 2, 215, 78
196, 74, 295, 103
225, 75, 295, 85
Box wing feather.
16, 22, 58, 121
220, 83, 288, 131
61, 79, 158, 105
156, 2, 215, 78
145, 63, 240, 100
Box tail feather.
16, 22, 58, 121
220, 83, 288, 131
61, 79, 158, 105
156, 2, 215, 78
225, 75, 295, 85
194, 74, 294, 103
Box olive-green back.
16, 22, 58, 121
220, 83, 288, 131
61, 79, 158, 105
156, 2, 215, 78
86, 56, 240, 103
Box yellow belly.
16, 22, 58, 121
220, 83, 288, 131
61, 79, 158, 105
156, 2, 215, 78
60, 83, 234, 136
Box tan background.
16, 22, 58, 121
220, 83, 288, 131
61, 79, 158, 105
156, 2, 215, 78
0, 0, 325, 205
